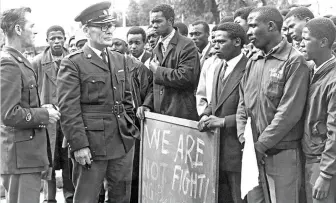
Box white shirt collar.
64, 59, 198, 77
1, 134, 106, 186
88, 44, 102, 59
201, 42, 211, 57
314, 55, 335, 74
158, 29, 176, 52
137, 50, 145, 61
226, 52, 243, 68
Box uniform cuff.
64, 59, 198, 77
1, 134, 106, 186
255, 141, 268, 154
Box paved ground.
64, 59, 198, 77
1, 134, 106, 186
1, 171, 66, 203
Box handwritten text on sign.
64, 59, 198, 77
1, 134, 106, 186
140, 113, 218, 203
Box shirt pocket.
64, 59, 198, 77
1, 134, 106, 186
84, 118, 106, 156
82, 75, 106, 103
263, 69, 285, 99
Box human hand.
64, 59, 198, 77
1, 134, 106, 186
204, 115, 225, 129
74, 147, 92, 167
136, 106, 150, 120
149, 55, 159, 73
46, 107, 61, 124
197, 115, 209, 131
313, 176, 331, 200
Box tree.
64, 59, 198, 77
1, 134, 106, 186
126, 0, 140, 26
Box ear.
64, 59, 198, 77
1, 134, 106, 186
168, 18, 173, 26
268, 21, 277, 32
234, 37, 242, 47
14, 24, 22, 36
82, 26, 90, 38
320, 37, 329, 48
305, 17, 311, 23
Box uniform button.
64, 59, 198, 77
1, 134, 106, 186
116, 101, 119, 104
113, 87, 117, 90
92, 80, 95, 83
160, 90, 163, 95
117, 115, 121, 118
31, 84, 34, 88
30, 136, 33, 139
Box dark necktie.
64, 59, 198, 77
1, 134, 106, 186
101, 51, 108, 65
219, 61, 228, 83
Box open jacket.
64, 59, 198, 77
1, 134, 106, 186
32, 46, 69, 167
143, 30, 200, 121
1, 46, 50, 174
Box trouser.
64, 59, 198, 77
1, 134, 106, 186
1, 172, 41, 203
43, 146, 75, 203
72, 146, 134, 203
247, 148, 302, 203
218, 170, 246, 203
130, 139, 140, 203
305, 162, 336, 203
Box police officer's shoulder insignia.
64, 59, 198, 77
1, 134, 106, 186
67, 49, 83, 59
87, 54, 92, 59
26, 112, 32, 121
17, 56, 23, 62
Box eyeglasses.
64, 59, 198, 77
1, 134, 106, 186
88, 23, 116, 32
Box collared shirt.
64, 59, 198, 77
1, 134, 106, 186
224, 53, 243, 80
158, 29, 176, 54
201, 42, 211, 58
314, 55, 335, 74
88, 44, 103, 59
137, 50, 145, 61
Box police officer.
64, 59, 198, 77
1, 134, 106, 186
57, 2, 139, 203
1, 7, 60, 203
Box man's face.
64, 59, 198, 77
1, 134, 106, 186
234, 16, 249, 32
69, 39, 77, 53
85, 22, 115, 50
127, 33, 145, 58
213, 30, 238, 61
21, 12, 37, 48
47, 31, 65, 55
300, 27, 320, 61
286, 16, 307, 43
189, 24, 209, 51
110, 38, 127, 54
150, 11, 172, 37
247, 12, 270, 51
282, 18, 292, 43
147, 28, 159, 49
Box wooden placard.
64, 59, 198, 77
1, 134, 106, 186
139, 112, 219, 203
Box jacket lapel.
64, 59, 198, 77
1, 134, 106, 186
83, 44, 109, 71
153, 43, 163, 63
211, 60, 225, 107
41, 49, 57, 85
161, 31, 179, 65
215, 55, 247, 113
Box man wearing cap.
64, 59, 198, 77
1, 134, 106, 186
57, 2, 139, 203
32, 25, 75, 203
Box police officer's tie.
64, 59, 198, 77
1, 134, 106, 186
101, 51, 108, 65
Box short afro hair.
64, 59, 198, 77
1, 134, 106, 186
68, 35, 75, 45
0, 7, 31, 38
234, 7, 254, 21
191, 20, 209, 34
174, 22, 189, 36
280, 9, 290, 17
329, 16, 336, 26
127, 26, 147, 42
304, 17, 336, 48
151, 4, 175, 24
249, 6, 283, 32
216, 22, 247, 47
220, 16, 234, 24
285, 7, 314, 21
46, 25, 65, 38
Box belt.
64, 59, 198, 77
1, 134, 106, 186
265, 140, 301, 156
81, 104, 124, 115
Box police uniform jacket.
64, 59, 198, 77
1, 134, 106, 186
57, 44, 138, 160
32, 46, 69, 167
143, 31, 200, 121
1, 46, 50, 174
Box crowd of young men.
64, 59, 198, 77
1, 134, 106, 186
1, 1, 336, 203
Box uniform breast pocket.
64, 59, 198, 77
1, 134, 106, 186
264, 76, 285, 99
82, 75, 106, 103
84, 118, 106, 156
28, 83, 38, 107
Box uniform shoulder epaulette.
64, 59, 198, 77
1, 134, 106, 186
66, 49, 83, 59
